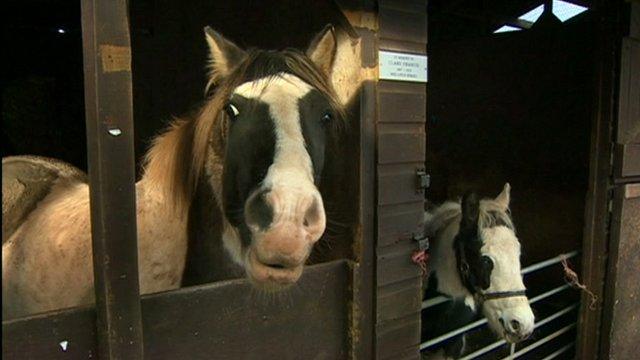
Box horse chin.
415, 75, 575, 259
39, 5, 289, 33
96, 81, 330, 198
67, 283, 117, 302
483, 300, 535, 344
486, 317, 523, 344
244, 248, 303, 292
503, 332, 522, 344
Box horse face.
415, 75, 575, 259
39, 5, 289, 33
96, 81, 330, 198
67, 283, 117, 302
456, 186, 535, 343
204, 26, 339, 290
223, 75, 334, 289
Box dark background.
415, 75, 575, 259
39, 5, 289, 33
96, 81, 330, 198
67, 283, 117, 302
3, 1, 594, 357
2, 0, 343, 175
424, 1, 595, 357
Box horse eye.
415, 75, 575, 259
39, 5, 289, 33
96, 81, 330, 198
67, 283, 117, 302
225, 103, 240, 120
321, 112, 332, 124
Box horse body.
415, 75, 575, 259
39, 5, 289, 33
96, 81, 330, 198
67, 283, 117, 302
2, 166, 189, 319
421, 184, 535, 359
3, 24, 369, 320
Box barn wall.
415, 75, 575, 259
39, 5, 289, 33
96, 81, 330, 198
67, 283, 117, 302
375, 1, 427, 359
600, 3, 640, 359
425, 18, 595, 268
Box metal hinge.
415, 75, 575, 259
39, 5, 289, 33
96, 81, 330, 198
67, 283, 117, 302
416, 168, 431, 193
413, 232, 430, 251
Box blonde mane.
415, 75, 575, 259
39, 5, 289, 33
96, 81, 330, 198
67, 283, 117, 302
425, 196, 515, 237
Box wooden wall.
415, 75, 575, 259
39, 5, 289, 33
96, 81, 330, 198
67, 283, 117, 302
599, 2, 640, 359
375, 1, 427, 359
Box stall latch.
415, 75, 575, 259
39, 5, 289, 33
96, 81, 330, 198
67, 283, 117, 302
416, 168, 430, 193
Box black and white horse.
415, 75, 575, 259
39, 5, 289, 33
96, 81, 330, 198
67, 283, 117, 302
2, 25, 367, 320
421, 184, 535, 359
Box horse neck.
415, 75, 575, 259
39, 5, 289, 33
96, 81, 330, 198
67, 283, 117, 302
427, 202, 476, 309
139, 118, 197, 219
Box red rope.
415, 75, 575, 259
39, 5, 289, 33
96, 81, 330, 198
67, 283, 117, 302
561, 256, 598, 310
412, 249, 429, 277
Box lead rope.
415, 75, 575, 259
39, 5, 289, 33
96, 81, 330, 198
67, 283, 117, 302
411, 249, 429, 276
561, 256, 598, 310
412, 233, 430, 277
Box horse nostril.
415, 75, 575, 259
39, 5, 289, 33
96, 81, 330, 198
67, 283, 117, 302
303, 197, 322, 230
246, 188, 273, 230
510, 320, 521, 332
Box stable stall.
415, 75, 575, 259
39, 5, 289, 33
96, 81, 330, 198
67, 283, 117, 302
2, 1, 427, 359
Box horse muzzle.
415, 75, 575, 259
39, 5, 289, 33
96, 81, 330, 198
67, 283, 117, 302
243, 187, 326, 290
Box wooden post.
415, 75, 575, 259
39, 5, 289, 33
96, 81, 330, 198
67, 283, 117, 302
81, 0, 144, 358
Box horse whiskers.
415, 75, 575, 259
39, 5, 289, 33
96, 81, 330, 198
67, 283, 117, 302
226, 208, 244, 215
323, 228, 346, 237
325, 222, 350, 233
326, 218, 350, 228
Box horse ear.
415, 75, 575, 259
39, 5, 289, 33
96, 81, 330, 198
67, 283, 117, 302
204, 26, 247, 86
460, 192, 480, 235
495, 183, 511, 210
306, 24, 337, 77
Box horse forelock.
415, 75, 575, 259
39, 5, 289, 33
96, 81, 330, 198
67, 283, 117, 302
478, 200, 515, 233
426, 197, 515, 238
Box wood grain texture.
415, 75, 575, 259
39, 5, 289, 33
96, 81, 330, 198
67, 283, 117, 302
3, 261, 350, 360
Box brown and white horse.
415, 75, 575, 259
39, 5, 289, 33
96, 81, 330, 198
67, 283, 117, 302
2, 25, 367, 320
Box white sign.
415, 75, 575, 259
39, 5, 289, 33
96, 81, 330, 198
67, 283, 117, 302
379, 51, 428, 83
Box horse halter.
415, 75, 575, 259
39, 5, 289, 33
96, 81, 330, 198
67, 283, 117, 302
456, 243, 527, 303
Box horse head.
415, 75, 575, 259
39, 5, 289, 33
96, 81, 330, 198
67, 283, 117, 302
192, 25, 346, 291
454, 184, 535, 343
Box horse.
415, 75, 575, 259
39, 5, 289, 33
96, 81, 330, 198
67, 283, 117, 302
421, 184, 535, 359
2, 24, 367, 320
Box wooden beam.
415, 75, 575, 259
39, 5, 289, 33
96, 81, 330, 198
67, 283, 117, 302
80, 0, 143, 358
2, 261, 349, 359
575, 1, 622, 358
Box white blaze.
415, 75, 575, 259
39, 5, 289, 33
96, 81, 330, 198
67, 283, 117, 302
233, 73, 316, 193
222, 73, 320, 264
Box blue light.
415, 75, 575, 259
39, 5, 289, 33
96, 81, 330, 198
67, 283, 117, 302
494, 25, 522, 34
553, 0, 589, 22
518, 4, 545, 23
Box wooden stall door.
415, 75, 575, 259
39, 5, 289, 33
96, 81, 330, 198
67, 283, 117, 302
375, 1, 427, 359
599, 3, 640, 359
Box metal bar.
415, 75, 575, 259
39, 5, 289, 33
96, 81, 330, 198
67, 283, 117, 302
421, 295, 449, 309
423, 301, 578, 355
456, 304, 579, 360
421, 290, 575, 350
528, 284, 572, 304
81, 0, 143, 359
541, 341, 575, 360
420, 318, 487, 350
460, 304, 579, 360
459, 339, 508, 360
534, 304, 579, 328
521, 251, 579, 275
423, 252, 578, 310
504, 323, 577, 359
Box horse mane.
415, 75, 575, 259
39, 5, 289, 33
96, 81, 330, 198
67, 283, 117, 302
142, 47, 346, 216
425, 196, 515, 237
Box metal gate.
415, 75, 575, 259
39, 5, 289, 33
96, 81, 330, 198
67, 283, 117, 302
420, 251, 581, 359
